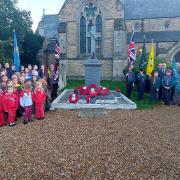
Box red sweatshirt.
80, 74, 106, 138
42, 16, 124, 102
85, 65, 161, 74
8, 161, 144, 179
2, 92, 19, 112
0, 91, 4, 112
32, 90, 46, 105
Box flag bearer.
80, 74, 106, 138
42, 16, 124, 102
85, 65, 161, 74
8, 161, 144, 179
125, 66, 135, 99
137, 69, 146, 100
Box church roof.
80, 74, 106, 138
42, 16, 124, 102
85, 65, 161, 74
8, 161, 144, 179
41, 14, 59, 38
123, 0, 180, 19
128, 31, 180, 43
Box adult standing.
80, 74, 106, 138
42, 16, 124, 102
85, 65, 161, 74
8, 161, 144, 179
50, 64, 59, 101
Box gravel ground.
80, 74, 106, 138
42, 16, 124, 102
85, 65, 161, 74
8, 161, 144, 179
0, 106, 179, 179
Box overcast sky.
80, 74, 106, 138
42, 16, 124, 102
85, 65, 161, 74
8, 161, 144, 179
18, 0, 65, 31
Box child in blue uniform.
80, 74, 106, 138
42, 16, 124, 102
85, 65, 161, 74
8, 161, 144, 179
150, 71, 160, 102
161, 69, 174, 105
137, 69, 146, 100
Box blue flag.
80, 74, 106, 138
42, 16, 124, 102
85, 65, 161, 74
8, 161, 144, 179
13, 30, 20, 72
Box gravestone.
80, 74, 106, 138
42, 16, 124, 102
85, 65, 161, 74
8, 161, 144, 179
84, 55, 102, 86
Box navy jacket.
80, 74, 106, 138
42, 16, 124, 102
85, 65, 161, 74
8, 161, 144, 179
161, 76, 174, 89
126, 71, 135, 83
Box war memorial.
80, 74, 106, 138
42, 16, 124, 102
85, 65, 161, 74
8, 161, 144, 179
0, 0, 179, 179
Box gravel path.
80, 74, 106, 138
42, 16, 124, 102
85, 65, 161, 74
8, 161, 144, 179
0, 106, 179, 179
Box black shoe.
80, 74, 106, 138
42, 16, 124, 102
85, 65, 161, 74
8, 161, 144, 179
9, 123, 16, 127
23, 121, 28, 125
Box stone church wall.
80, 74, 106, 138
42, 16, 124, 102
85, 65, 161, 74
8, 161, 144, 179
39, 0, 180, 80
126, 17, 180, 32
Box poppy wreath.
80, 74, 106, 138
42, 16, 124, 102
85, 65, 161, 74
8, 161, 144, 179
100, 87, 110, 96
90, 83, 97, 89
79, 86, 89, 95
68, 93, 80, 104
86, 95, 91, 104
89, 84, 98, 97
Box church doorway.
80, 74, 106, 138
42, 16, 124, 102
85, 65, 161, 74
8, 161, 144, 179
175, 51, 180, 63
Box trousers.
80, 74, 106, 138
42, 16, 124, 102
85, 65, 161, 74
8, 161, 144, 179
8, 110, 16, 124
35, 104, 44, 119
23, 106, 32, 122
0, 111, 5, 125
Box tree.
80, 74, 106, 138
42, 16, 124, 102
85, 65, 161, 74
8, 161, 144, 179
0, 0, 44, 66
21, 32, 44, 66
0, 0, 32, 41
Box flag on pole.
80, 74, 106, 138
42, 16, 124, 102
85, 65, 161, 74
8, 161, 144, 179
54, 43, 61, 61
139, 36, 146, 70
146, 40, 155, 76
13, 30, 20, 72
173, 58, 178, 79
173, 58, 177, 73
128, 31, 136, 66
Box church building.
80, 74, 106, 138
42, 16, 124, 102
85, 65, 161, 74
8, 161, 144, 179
37, 0, 180, 79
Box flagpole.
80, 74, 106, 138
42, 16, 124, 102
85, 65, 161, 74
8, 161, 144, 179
13, 29, 20, 72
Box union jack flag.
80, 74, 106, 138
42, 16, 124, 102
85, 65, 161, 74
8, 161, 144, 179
54, 43, 61, 60
128, 31, 136, 66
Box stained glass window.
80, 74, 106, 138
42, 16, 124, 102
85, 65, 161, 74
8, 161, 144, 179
80, 16, 86, 53
87, 37, 91, 53
96, 15, 102, 33
85, 3, 97, 18
96, 37, 102, 58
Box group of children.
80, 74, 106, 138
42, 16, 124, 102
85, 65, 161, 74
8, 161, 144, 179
0, 63, 59, 127
126, 62, 180, 106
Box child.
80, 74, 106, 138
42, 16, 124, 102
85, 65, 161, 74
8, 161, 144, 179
125, 66, 135, 99
32, 73, 38, 90
137, 69, 146, 100
20, 81, 33, 124
19, 75, 25, 90
32, 81, 46, 120
2, 85, 19, 127
1, 75, 8, 89
150, 71, 160, 102
12, 78, 22, 117
162, 69, 174, 105
174, 66, 180, 105
0, 84, 5, 127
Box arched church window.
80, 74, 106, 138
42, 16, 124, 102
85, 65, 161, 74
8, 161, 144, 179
96, 15, 102, 33
80, 3, 103, 56
80, 16, 86, 53
88, 20, 94, 32
95, 15, 102, 57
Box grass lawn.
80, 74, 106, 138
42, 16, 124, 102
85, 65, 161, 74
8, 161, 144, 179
65, 80, 158, 110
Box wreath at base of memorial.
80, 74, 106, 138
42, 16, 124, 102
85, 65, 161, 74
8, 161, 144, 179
68, 84, 110, 104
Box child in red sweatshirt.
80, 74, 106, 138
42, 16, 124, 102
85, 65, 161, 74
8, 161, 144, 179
3, 86, 19, 127
0, 84, 5, 127
32, 81, 46, 119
